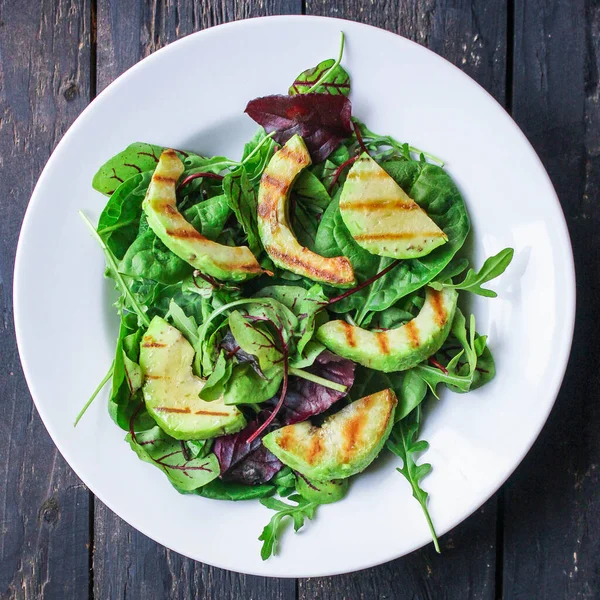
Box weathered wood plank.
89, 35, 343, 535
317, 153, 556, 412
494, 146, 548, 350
503, 1, 597, 598
0, 1, 92, 598
93, 2, 301, 598
300, 1, 506, 597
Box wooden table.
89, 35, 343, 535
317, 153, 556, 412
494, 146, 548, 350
1, 1, 595, 598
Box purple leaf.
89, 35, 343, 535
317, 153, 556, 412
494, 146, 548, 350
270, 351, 355, 424
213, 410, 283, 485
220, 331, 264, 377
244, 94, 353, 163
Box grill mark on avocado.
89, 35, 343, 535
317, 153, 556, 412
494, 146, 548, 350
261, 173, 289, 193
160, 203, 178, 215
376, 332, 391, 355
195, 409, 232, 417
340, 199, 417, 211
278, 428, 295, 451
153, 174, 177, 184
155, 406, 191, 414
354, 231, 447, 242
278, 144, 310, 165
306, 435, 324, 465
165, 227, 206, 240
142, 338, 167, 348
340, 321, 357, 347
257, 193, 277, 219
405, 321, 421, 348
341, 414, 365, 460
266, 246, 353, 285
162, 149, 178, 158
429, 289, 448, 326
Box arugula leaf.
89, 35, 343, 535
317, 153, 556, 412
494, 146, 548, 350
199, 350, 234, 401
127, 426, 220, 492
240, 127, 277, 182
258, 494, 319, 560
166, 299, 199, 346
431, 248, 514, 297
387, 407, 440, 553
74, 362, 114, 426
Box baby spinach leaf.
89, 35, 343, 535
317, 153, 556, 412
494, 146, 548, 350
431, 248, 514, 297
199, 351, 234, 401
245, 93, 353, 163
387, 407, 440, 553
184, 439, 212, 460
223, 169, 262, 256
223, 363, 283, 406
258, 494, 319, 560
96, 172, 152, 259
291, 170, 332, 250
127, 426, 220, 492
289, 58, 351, 97
196, 479, 276, 501
92, 142, 164, 195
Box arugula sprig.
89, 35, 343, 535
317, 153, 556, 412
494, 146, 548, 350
387, 407, 440, 553
431, 248, 514, 297
258, 494, 319, 560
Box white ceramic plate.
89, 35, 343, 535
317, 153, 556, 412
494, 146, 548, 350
14, 16, 575, 577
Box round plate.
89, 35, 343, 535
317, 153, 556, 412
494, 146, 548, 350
14, 16, 575, 577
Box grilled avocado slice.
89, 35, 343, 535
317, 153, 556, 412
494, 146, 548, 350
339, 154, 448, 259
262, 389, 397, 480
139, 317, 246, 440
317, 287, 458, 372
295, 476, 349, 504
143, 149, 264, 282
257, 135, 355, 287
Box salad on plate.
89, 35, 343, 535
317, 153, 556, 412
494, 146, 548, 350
78, 33, 513, 560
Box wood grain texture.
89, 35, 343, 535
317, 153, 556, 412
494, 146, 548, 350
0, 1, 92, 599
300, 1, 506, 598
503, 1, 598, 598
93, 4, 300, 599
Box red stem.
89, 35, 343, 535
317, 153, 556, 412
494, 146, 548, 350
353, 121, 370, 155
177, 171, 224, 191
429, 358, 449, 375
327, 260, 401, 306
328, 155, 359, 192
246, 327, 289, 444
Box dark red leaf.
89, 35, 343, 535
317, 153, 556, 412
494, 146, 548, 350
213, 410, 283, 485
268, 351, 356, 424
244, 94, 353, 163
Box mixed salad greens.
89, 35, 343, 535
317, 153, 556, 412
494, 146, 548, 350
78, 33, 513, 559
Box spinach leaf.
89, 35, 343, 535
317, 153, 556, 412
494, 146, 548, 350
96, 172, 152, 259
223, 363, 283, 406
431, 248, 514, 297
258, 494, 319, 560
127, 426, 220, 492
223, 169, 262, 256
291, 170, 332, 250
199, 350, 234, 401
108, 313, 154, 431
387, 407, 440, 553
240, 127, 277, 183
196, 479, 276, 501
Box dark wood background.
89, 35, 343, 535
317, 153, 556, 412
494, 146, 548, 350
0, 1, 596, 598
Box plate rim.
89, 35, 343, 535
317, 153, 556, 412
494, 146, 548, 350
13, 14, 576, 577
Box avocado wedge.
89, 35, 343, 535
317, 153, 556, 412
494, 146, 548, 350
317, 287, 458, 372
339, 154, 448, 259
139, 317, 246, 440
263, 389, 397, 480
257, 135, 355, 287
143, 149, 264, 282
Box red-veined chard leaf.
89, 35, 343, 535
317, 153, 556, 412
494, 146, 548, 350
289, 58, 351, 97
244, 94, 353, 163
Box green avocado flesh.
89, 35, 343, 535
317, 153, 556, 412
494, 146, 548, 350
139, 316, 246, 440
262, 389, 397, 480
257, 135, 355, 287
316, 287, 458, 372
295, 476, 349, 504
143, 149, 263, 282
339, 153, 448, 259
